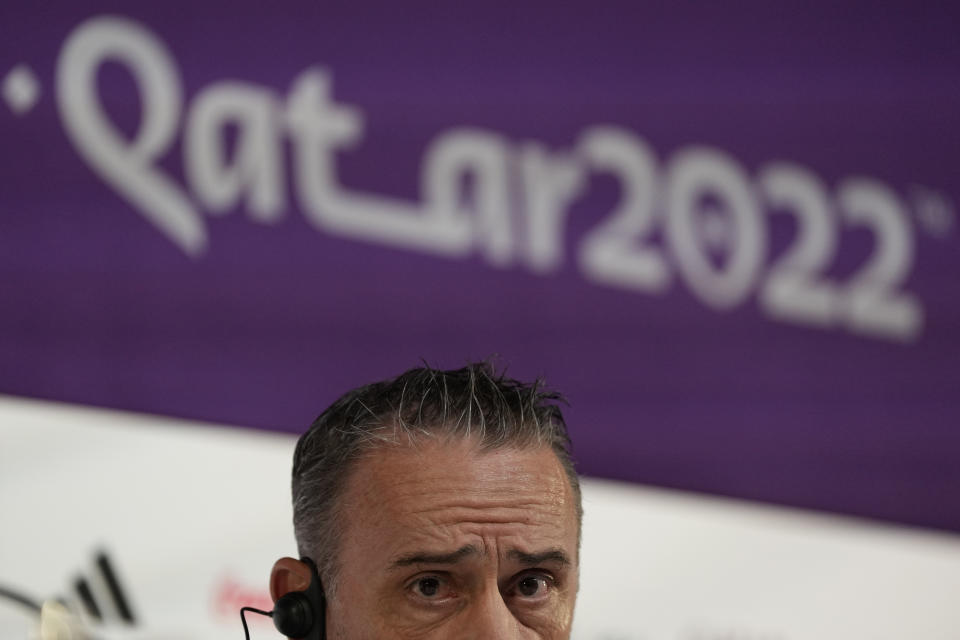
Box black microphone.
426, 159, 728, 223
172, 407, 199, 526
241, 557, 325, 640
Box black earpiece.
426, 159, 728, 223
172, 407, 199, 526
272, 590, 315, 637
241, 557, 325, 640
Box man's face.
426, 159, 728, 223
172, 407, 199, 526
326, 436, 580, 639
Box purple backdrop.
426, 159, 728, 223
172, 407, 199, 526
2, 2, 958, 532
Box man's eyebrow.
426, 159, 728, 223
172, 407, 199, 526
507, 548, 572, 567
390, 544, 481, 568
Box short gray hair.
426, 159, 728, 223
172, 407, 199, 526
291, 361, 580, 590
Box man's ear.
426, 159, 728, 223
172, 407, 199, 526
270, 557, 313, 603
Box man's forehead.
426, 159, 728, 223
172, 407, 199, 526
350, 436, 572, 502
337, 437, 578, 546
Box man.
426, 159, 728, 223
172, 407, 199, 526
268, 362, 582, 639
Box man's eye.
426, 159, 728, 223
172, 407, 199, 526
410, 576, 450, 599
511, 573, 551, 599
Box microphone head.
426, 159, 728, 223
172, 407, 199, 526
38, 600, 83, 640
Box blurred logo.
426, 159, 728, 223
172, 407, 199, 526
212, 575, 272, 626
0, 549, 137, 639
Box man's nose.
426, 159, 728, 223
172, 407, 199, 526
462, 588, 521, 639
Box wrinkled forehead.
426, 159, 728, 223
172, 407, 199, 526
352, 434, 573, 499
340, 437, 580, 552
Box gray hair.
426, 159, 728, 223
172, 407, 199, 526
291, 361, 581, 591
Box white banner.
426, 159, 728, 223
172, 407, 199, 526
2, 395, 959, 639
